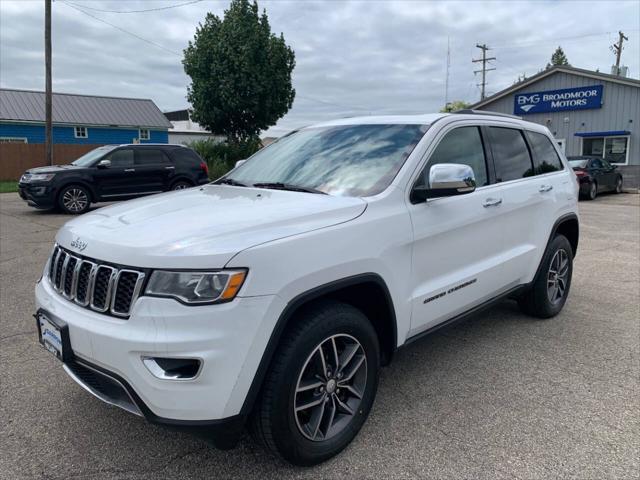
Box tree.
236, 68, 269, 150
183, 0, 295, 143
440, 100, 472, 113
546, 46, 570, 69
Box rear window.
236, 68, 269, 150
170, 147, 202, 165
488, 127, 533, 182
135, 149, 170, 165
525, 131, 564, 174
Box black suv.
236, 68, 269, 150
18, 144, 210, 214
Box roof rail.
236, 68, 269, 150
454, 109, 522, 120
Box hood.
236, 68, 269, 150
25, 164, 86, 174
56, 185, 367, 269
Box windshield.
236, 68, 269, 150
227, 124, 429, 197
71, 146, 117, 167
568, 159, 589, 168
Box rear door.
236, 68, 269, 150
407, 124, 509, 336
134, 148, 173, 193
93, 147, 136, 198
493, 127, 567, 285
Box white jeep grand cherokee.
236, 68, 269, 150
35, 111, 579, 465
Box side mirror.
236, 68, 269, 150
234, 159, 246, 169
97, 159, 111, 169
412, 163, 476, 202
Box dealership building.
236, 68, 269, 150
472, 66, 639, 188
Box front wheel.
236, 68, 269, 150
250, 301, 380, 466
58, 185, 91, 214
587, 181, 597, 200
518, 234, 573, 318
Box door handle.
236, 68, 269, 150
539, 184, 553, 193
165, 166, 175, 170
483, 197, 502, 207
124, 168, 135, 172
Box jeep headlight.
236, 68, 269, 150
145, 270, 247, 304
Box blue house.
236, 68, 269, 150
0, 89, 171, 144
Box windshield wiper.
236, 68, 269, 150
252, 182, 327, 195
214, 177, 248, 187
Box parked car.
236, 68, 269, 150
567, 155, 623, 200
35, 112, 579, 465
18, 144, 209, 214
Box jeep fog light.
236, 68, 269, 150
145, 270, 246, 304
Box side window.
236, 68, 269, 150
423, 126, 488, 187
591, 159, 604, 169
601, 159, 612, 169
135, 149, 170, 166
525, 131, 564, 174
488, 127, 533, 182
106, 149, 134, 167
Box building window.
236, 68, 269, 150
74, 126, 88, 138
139, 129, 150, 141
582, 136, 629, 165
0, 137, 28, 143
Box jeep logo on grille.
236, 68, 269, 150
70, 237, 87, 252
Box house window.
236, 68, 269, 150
74, 126, 88, 138
139, 129, 150, 141
582, 136, 630, 165
0, 137, 27, 143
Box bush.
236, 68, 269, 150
188, 137, 261, 179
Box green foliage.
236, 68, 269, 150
183, 0, 296, 142
188, 137, 261, 179
546, 46, 570, 68
440, 100, 472, 113
0, 181, 18, 193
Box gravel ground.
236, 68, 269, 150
1, 192, 638, 479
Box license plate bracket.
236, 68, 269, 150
35, 309, 73, 363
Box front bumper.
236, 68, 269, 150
18, 183, 56, 209
35, 275, 285, 432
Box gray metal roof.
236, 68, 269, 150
0, 89, 172, 129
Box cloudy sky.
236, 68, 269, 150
1, 0, 639, 136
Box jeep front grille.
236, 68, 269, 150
47, 246, 145, 318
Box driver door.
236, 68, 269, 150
407, 125, 508, 337
93, 148, 136, 198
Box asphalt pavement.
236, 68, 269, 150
1, 192, 638, 479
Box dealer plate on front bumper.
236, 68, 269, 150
36, 311, 66, 361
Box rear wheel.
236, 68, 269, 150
58, 185, 91, 215
171, 180, 193, 190
518, 234, 573, 318
615, 176, 623, 193
250, 301, 380, 466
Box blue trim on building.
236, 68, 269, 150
574, 130, 631, 137
0, 122, 168, 144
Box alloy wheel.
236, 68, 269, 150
547, 248, 569, 304
589, 182, 597, 199
616, 178, 623, 193
294, 334, 367, 442
62, 188, 88, 213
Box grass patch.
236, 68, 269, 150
0, 181, 18, 193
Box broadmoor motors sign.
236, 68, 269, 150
514, 85, 603, 115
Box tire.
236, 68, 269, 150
586, 181, 597, 200
58, 184, 91, 215
170, 180, 193, 190
518, 234, 573, 319
615, 176, 623, 193
250, 300, 380, 466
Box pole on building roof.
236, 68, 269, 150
45, 0, 53, 166
612, 31, 629, 76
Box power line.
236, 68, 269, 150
492, 29, 639, 49
64, 0, 203, 14
60, 1, 182, 56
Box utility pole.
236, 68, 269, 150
45, 0, 53, 166
472, 43, 495, 101
611, 31, 628, 76
444, 36, 450, 111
